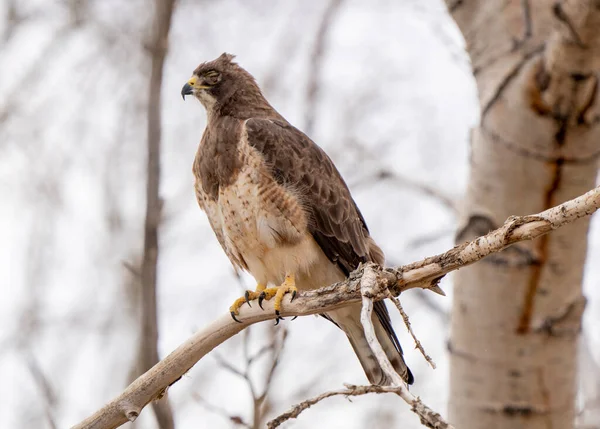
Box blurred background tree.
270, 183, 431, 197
0, 1, 598, 428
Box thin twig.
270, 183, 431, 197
388, 294, 436, 369
0, 25, 75, 128
353, 167, 458, 213
192, 392, 252, 428
345, 142, 458, 213
260, 2, 307, 96
212, 352, 247, 379
256, 328, 287, 405
26, 354, 58, 429
304, 0, 345, 135
199, 326, 287, 428
266, 384, 410, 428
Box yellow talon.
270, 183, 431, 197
229, 275, 298, 323
273, 274, 297, 315
229, 283, 266, 322
257, 274, 298, 322
258, 287, 278, 309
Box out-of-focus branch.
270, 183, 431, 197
261, 3, 307, 96
192, 392, 252, 428
251, 327, 286, 428
26, 354, 58, 429
304, 0, 345, 136
351, 167, 458, 213
2, 0, 24, 43
195, 326, 287, 428
0, 0, 88, 132
344, 140, 458, 213
138, 0, 176, 428
412, 288, 450, 323
71, 185, 600, 429
0, 28, 73, 128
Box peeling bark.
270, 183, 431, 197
445, 1, 600, 428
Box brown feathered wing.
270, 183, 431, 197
245, 118, 413, 385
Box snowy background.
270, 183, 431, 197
0, 0, 597, 428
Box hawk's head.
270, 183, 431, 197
182, 53, 268, 117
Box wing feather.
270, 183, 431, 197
245, 118, 371, 273
245, 118, 409, 377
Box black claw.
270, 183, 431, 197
291, 316, 298, 321
258, 292, 266, 310
290, 290, 297, 302
244, 291, 252, 307
274, 317, 280, 326
230, 311, 242, 323
275, 310, 285, 320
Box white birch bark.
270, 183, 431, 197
445, 1, 600, 428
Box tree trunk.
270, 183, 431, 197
445, 1, 600, 428
139, 0, 176, 428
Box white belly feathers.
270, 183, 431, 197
204, 142, 335, 289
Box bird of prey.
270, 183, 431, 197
181, 53, 413, 385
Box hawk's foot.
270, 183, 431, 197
229, 283, 266, 323
258, 274, 297, 324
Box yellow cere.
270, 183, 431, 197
187, 75, 198, 86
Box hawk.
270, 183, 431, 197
182, 53, 413, 385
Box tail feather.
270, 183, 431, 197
327, 303, 413, 386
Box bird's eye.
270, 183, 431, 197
204, 71, 221, 85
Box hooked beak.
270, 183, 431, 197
181, 83, 193, 100
181, 75, 199, 100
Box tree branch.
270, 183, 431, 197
200, 326, 287, 428
304, 0, 345, 136
71, 185, 600, 429
266, 384, 414, 429
388, 294, 436, 369
359, 266, 452, 428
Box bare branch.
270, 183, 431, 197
344, 141, 458, 213
267, 384, 413, 429
304, 0, 345, 135
260, 3, 308, 96
26, 354, 58, 429
198, 325, 287, 428
359, 267, 452, 428
406, 227, 455, 250
192, 392, 252, 429
350, 167, 458, 213
0, 25, 74, 129
388, 294, 436, 369
71, 185, 600, 429
254, 328, 287, 426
